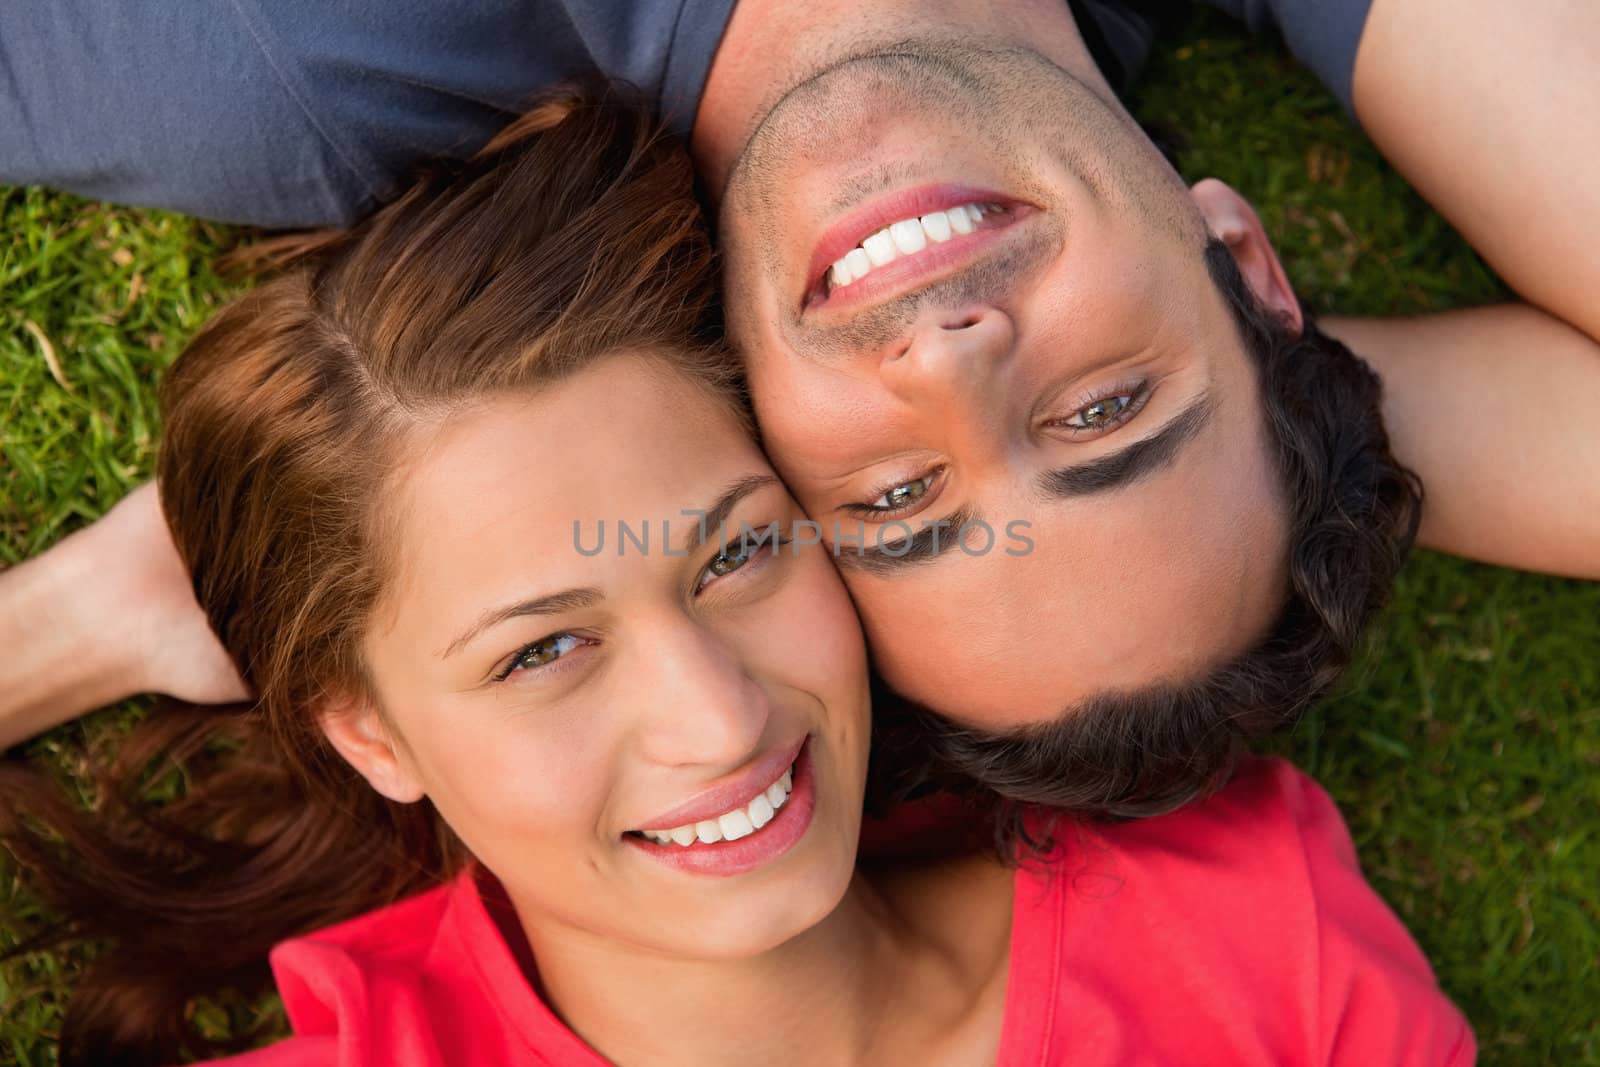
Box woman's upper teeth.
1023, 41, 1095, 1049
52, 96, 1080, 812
829, 203, 991, 290
642, 767, 794, 847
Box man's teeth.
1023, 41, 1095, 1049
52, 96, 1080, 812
829, 203, 991, 290
641, 767, 794, 847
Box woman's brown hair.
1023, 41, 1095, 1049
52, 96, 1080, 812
0, 86, 736, 1066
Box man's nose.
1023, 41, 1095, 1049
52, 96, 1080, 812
878, 306, 1015, 407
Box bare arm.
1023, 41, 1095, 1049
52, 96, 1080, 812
0, 483, 247, 751
1326, 306, 1600, 579
1322, 0, 1600, 575
1353, 0, 1600, 345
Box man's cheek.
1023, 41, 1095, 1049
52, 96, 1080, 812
761, 423, 836, 493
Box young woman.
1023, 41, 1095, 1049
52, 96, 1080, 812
0, 91, 1472, 1066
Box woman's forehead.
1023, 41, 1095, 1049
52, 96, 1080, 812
376, 359, 774, 618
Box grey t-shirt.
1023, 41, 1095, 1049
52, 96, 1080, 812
0, 0, 736, 227
0, 1, 1369, 228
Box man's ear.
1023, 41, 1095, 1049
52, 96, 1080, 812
318, 695, 426, 804
1189, 178, 1304, 336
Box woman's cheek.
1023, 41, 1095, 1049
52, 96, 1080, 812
415, 707, 602, 841
776, 546, 869, 685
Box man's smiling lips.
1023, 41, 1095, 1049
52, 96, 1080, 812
801, 182, 1033, 313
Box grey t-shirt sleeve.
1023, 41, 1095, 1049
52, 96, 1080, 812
0, 0, 736, 228
1197, 0, 1376, 118
0, 4, 370, 227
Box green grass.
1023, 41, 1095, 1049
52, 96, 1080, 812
3, 10, 1597, 1064
0, 196, 246, 1065
1130, 12, 1600, 1062
0, 197, 241, 559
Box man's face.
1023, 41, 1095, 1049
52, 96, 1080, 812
720, 43, 1290, 728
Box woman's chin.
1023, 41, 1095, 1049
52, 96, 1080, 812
673, 861, 859, 961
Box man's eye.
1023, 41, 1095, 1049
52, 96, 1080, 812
1064, 393, 1135, 429
869, 474, 935, 511
497, 633, 583, 681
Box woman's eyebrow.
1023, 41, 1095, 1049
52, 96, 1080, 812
1036, 391, 1214, 500
677, 473, 781, 553
440, 476, 779, 660
441, 588, 603, 660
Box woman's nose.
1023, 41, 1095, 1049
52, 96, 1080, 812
632, 616, 771, 770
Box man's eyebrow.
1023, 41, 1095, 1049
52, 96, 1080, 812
832, 503, 980, 577
442, 588, 603, 660
1038, 392, 1214, 499
678, 473, 781, 554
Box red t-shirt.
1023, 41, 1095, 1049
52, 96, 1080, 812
206, 758, 1474, 1066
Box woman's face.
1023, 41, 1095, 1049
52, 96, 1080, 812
347, 354, 871, 960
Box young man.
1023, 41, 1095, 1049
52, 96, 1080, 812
3, 3, 1597, 804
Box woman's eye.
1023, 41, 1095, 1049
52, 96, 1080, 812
705, 543, 754, 580
499, 633, 583, 680
698, 537, 772, 591
869, 474, 935, 512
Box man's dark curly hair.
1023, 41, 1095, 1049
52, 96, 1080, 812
868, 236, 1423, 846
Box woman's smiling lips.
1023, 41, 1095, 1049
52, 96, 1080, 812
800, 182, 1034, 313
626, 739, 816, 877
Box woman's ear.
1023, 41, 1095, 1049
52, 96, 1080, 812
1189, 178, 1304, 336
318, 696, 426, 803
